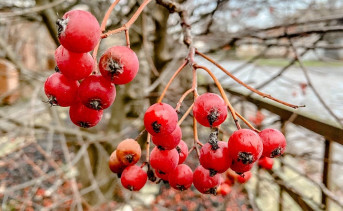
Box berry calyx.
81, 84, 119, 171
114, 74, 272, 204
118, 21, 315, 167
200, 141, 231, 174
193, 165, 221, 195
44, 73, 79, 107
168, 164, 193, 191
149, 147, 179, 174
144, 103, 178, 136
155, 169, 170, 181
109, 150, 126, 176
152, 125, 182, 150
176, 140, 188, 164
236, 171, 252, 184
227, 129, 263, 173
99, 46, 139, 84
57, 10, 100, 53
116, 139, 141, 166
54, 45, 94, 80
78, 75, 116, 110
121, 165, 147, 191
259, 128, 286, 158
193, 93, 228, 127
69, 102, 103, 128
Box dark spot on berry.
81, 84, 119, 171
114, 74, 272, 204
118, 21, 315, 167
208, 129, 219, 150
157, 170, 166, 175
46, 95, 58, 106
125, 154, 133, 163
78, 122, 90, 128
176, 146, 181, 153
207, 110, 219, 127
207, 187, 217, 195
237, 152, 254, 164
271, 147, 281, 158
106, 59, 123, 80
151, 121, 161, 133
56, 18, 69, 37
147, 169, 156, 182
128, 185, 134, 191
157, 145, 165, 150
55, 66, 60, 73
209, 169, 217, 177
89, 100, 103, 110
176, 184, 186, 191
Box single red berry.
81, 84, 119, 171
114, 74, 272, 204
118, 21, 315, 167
258, 156, 274, 170
236, 171, 252, 184
149, 147, 179, 174
227, 129, 263, 173
168, 164, 193, 191
99, 46, 139, 84
152, 125, 182, 150
193, 93, 227, 127
155, 169, 169, 181
121, 165, 147, 191
54, 45, 94, 80
44, 72, 79, 107
57, 10, 100, 53
69, 102, 103, 128
259, 128, 286, 158
144, 103, 178, 136
116, 139, 141, 166
176, 140, 188, 164
218, 183, 232, 196
200, 141, 231, 174
109, 150, 126, 175
78, 75, 116, 110
193, 165, 221, 194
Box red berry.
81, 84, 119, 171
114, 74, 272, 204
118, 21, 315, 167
152, 125, 182, 150
193, 93, 227, 127
116, 139, 141, 166
149, 147, 179, 174
168, 164, 193, 191
44, 73, 79, 107
236, 171, 252, 184
121, 165, 147, 191
57, 10, 100, 53
109, 150, 126, 175
227, 129, 263, 173
144, 103, 178, 136
69, 102, 103, 128
258, 156, 274, 170
218, 183, 231, 196
99, 46, 139, 84
193, 165, 221, 194
259, 128, 286, 158
155, 169, 169, 181
176, 140, 188, 164
200, 141, 231, 174
54, 45, 94, 80
78, 75, 116, 110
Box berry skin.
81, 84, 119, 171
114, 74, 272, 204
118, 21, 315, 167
193, 165, 221, 195
44, 73, 79, 107
176, 140, 188, 164
54, 45, 94, 80
149, 147, 179, 174
236, 171, 252, 184
227, 129, 263, 173
99, 46, 139, 84
152, 125, 182, 150
57, 10, 100, 53
200, 141, 231, 174
144, 103, 178, 136
78, 75, 116, 110
116, 139, 141, 166
259, 128, 286, 158
193, 93, 228, 127
258, 156, 274, 170
168, 164, 193, 191
109, 150, 126, 175
69, 102, 103, 128
121, 165, 147, 191
155, 169, 170, 181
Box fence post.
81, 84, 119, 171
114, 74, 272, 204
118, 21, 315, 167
322, 139, 332, 210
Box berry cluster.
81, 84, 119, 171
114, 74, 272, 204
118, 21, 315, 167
109, 92, 286, 194
44, 10, 139, 128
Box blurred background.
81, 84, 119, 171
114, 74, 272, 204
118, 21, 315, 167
0, 0, 343, 210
